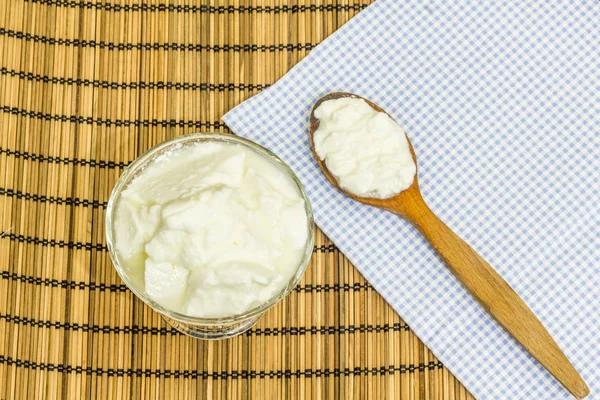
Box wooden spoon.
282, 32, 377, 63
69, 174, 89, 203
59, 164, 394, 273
309, 92, 589, 399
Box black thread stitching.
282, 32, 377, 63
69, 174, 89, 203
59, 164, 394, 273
0, 147, 131, 169
0, 188, 108, 209
1, 234, 338, 254
0, 271, 128, 292
0, 271, 368, 294
0, 356, 439, 378
0, 314, 408, 337
248, 323, 409, 336
294, 282, 372, 292
2, 233, 107, 251
0, 105, 227, 128
0, 67, 270, 91
22, 1, 369, 14
0, 28, 315, 52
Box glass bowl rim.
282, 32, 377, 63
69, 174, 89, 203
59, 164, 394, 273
105, 132, 315, 325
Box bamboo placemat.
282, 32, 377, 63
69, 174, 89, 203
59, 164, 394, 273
0, 1, 475, 398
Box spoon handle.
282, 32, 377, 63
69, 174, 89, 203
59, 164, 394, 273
399, 195, 589, 399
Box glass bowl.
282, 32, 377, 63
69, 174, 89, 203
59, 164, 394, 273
105, 133, 315, 339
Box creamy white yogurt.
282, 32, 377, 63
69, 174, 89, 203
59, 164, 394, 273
114, 141, 309, 318
313, 97, 416, 198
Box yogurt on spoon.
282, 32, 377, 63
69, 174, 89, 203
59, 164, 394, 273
313, 97, 416, 198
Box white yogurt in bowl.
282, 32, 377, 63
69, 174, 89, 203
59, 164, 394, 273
106, 133, 314, 339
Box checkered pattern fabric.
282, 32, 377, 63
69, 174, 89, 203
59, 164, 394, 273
222, 1, 600, 399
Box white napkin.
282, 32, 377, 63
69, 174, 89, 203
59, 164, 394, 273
223, 1, 600, 398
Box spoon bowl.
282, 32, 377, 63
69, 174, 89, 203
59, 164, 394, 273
309, 92, 589, 399
309, 92, 422, 214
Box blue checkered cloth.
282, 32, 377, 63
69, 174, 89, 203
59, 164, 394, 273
222, 1, 600, 398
